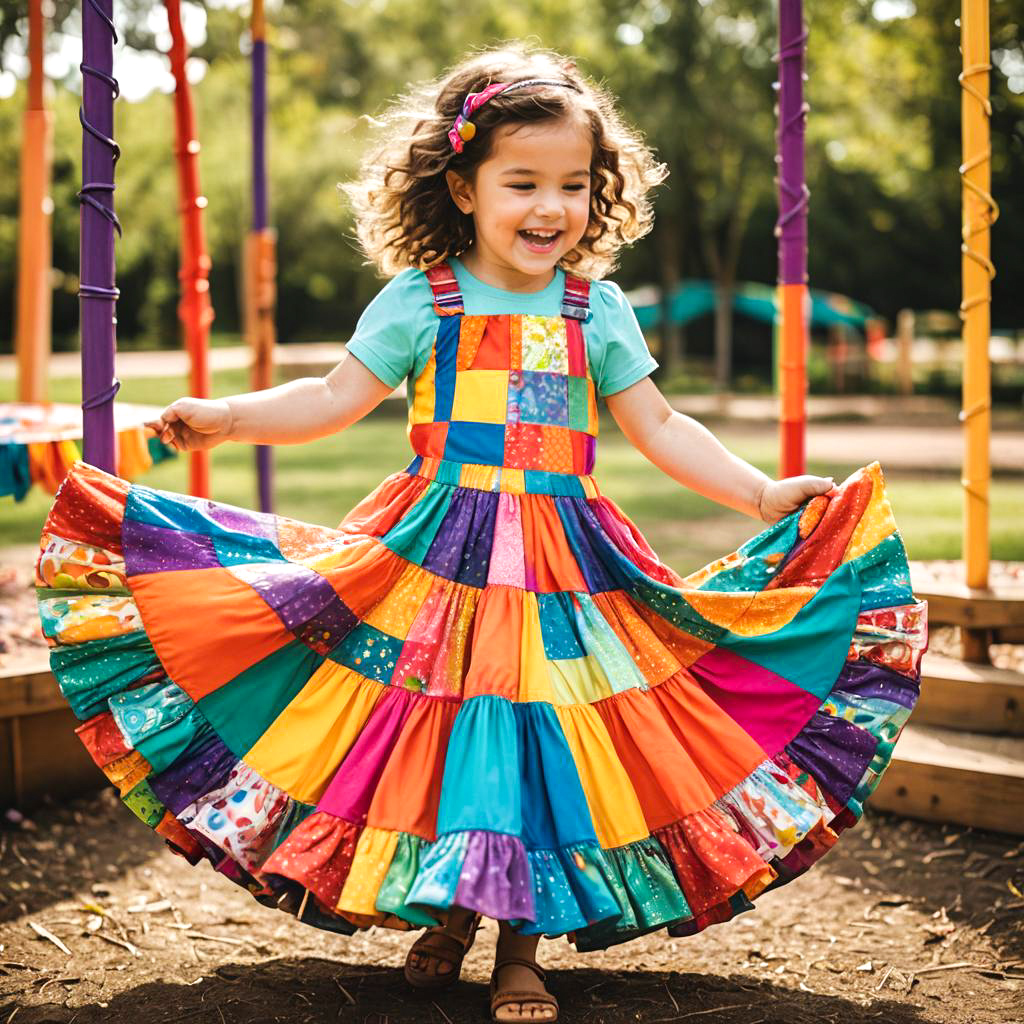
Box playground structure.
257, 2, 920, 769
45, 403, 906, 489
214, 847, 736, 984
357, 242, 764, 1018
2, 1, 1023, 834
4, 0, 277, 509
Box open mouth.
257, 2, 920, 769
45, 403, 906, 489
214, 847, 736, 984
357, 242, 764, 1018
518, 229, 563, 252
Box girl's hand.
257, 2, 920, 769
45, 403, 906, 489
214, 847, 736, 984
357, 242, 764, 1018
756, 474, 836, 524
145, 397, 233, 452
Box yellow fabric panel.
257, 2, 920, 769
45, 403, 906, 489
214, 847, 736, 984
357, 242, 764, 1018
243, 663, 385, 804
843, 463, 897, 562
337, 826, 400, 916
117, 426, 153, 480
409, 351, 437, 425
547, 654, 614, 705
518, 591, 555, 703
305, 536, 381, 574
497, 466, 526, 494
554, 703, 649, 848
451, 369, 509, 424
727, 586, 817, 637
362, 562, 435, 639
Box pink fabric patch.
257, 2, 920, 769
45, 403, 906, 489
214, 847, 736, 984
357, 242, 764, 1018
316, 686, 417, 823
688, 646, 821, 755
487, 493, 526, 588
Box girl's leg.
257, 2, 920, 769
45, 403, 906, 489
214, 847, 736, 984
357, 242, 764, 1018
405, 904, 480, 979
492, 922, 556, 1021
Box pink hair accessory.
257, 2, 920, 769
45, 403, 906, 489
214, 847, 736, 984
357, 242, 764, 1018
447, 78, 582, 155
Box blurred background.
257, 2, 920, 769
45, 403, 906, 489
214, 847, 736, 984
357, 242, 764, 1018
0, 0, 1021, 558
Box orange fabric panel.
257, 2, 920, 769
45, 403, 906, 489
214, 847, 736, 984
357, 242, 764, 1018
463, 584, 522, 700
590, 591, 681, 685
337, 473, 429, 539
472, 315, 512, 370
366, 697, 458, 839
520, 494, 588, 594
631, 599, 714, 668
594, 688, 719, 827
130, 568, 291, 700
319, 540, 409, 619
647, 671, 766, 795
457, 315, 487, 370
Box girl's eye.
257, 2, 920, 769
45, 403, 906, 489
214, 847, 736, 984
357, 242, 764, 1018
563, 184, 587, 192
507, 184, 534, 191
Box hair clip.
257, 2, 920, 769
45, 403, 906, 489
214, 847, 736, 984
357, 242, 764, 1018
447, 78, 582, 155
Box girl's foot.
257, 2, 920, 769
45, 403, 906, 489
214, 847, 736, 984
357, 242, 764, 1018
403, 906, 481, 990
491, 923, 557, 1022
489, 957, 558, 1022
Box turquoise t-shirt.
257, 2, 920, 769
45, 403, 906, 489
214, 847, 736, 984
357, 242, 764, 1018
344, 256, 659, 400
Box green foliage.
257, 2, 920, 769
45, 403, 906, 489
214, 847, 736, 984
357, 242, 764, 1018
0, 0, 1022, 356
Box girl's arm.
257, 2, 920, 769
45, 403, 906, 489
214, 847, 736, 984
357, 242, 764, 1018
605, 377, 834, 524
147, 352, 395, 451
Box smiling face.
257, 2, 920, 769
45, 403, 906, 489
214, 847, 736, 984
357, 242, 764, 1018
445, 116, 594, 292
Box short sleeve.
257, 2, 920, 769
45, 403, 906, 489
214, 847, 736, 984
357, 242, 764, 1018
590, 280, 659, 397
344, 269, 433, 389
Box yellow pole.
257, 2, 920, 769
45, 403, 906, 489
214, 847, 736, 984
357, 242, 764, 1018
959, 0, 998, 660
14, 0, 54, 404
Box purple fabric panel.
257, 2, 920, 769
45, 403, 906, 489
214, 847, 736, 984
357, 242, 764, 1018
423, 489, 498, 587
785, 713, 878, 806
206, 503, 279, 544
688, 646, 821, 754
229, 562, 337, 630
582, 433, 596, 475
316, 687, 416, 823
294, 599, 359, 654
454, 830, 535, 921
835, 658, 920, 709
123, 518, 222, 576
557, 497, 624, 594
150, 735, 236, 815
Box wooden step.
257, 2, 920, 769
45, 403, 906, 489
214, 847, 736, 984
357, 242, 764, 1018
909, 561, 1024, 630
0, 662, 101, 807
0, 660, 65, 719
915, 653, 1024, 735
872, 723, 1024, 835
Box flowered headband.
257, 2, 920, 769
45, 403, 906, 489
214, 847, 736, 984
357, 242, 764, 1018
447, 78, 583, 155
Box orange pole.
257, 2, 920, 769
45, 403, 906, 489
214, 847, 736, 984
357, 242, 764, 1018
15, 0, 53, 405
959, 0, 997, 661
166, 0, 214, 498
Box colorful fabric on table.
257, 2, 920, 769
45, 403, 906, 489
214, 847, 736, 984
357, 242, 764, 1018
35, 262, 927, 952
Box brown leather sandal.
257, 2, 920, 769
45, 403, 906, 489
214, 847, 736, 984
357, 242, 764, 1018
489, 956, 559, 1022
403, 913, 482, 991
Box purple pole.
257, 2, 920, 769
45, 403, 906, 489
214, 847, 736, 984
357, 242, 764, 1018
252, 34, 273, 513
775, 0, 810, 477
79, 0, 121, 473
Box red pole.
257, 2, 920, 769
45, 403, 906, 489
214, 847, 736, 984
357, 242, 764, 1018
165, 0, 213, 498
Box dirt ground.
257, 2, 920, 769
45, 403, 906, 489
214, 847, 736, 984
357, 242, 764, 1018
0, 788, 1021, 1024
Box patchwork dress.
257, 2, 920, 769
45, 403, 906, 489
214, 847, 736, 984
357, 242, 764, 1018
35, 262, 928, 952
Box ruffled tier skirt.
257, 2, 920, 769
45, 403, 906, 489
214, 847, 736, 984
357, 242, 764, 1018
35, 458, 927, 951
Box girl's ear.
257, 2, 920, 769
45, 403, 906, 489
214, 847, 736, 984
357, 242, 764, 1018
446, 170, 475, 215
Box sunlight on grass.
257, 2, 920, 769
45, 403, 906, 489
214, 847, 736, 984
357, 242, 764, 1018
3, 372, 1022, 570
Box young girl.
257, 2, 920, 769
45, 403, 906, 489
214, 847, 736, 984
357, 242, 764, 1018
37, 44, 926, 1024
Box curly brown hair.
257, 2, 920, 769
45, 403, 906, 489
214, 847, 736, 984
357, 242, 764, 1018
343, 43, 668, 280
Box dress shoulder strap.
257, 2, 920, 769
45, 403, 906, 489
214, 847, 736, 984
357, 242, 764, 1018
424, 261, 465, 316
561, 273, 591, 321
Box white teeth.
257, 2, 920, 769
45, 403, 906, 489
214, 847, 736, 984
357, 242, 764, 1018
522, 229, 558, 238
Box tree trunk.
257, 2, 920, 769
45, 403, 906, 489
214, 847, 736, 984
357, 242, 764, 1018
654, 220, 684, 375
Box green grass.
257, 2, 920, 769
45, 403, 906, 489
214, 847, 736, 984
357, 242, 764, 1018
3, 371, 1022, 570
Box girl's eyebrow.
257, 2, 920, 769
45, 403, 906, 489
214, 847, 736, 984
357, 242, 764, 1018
500, 168, 591, 177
